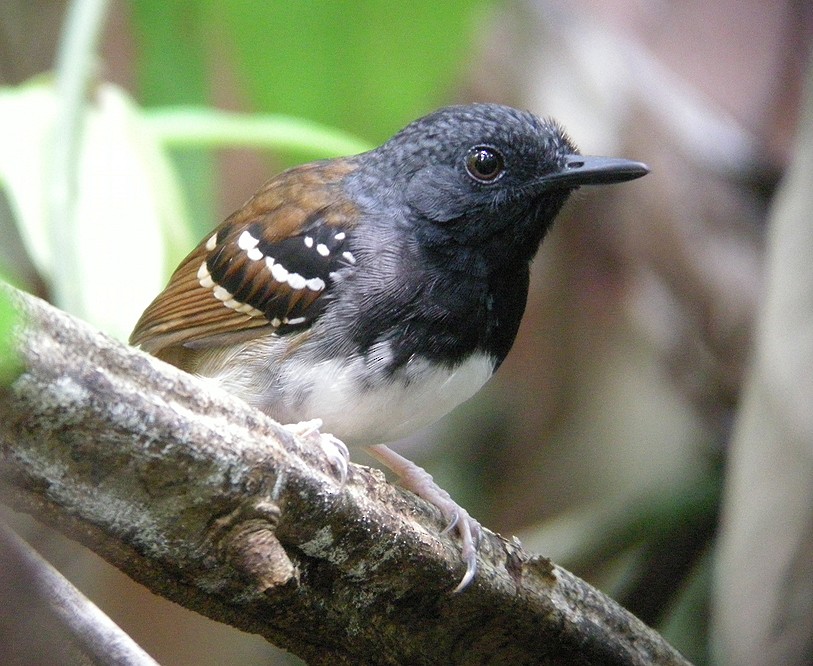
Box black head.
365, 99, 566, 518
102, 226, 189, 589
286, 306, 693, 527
353, 103, 648, 268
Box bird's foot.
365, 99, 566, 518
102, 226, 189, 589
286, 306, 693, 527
284, 419, 349, 486
367, 444, 481, 592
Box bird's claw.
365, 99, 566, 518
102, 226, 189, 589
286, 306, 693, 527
366, 444, 482, 592
453, 548, 478, 594
445, 504, 481, 593
284, 419, 349, 487
441, 510, 459, 534
320, 433, 349, 486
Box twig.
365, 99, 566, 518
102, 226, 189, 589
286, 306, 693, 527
0, 522, 159, 666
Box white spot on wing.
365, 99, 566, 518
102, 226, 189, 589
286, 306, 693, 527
241, 303, 263, 316
271, 262, 289, 282
334, 231, 346, 241
219, 297, 263, 317
205, 234, 217, 251
316, 243, 330, 257
197, 264, 266, 316
305, 277, 325, 291
284, 316, 306, 325
304, 236, 314, 248
213, 286, 232, 301
247, 247, 263, 261
238, 230, 260, 250
342, 251, 356, 264
287, 272, 306, 290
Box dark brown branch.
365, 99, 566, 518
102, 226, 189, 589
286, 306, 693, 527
0, 286, 691, 665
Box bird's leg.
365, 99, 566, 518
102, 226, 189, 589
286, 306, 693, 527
366, 444, 480, 592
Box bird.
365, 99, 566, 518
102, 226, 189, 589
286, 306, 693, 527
130, 103, 649, 591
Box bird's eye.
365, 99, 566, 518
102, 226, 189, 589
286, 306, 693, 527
465, 146, 505, 183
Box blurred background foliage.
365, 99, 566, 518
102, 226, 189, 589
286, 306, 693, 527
1, 1, 812, 665
129, 0, 487, 239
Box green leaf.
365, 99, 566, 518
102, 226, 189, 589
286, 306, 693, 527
0, 280, 22, 386
0, 80, 191, 340
144, 107, 372, 158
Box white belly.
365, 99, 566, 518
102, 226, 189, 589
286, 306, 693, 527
275, 351, 496, 446
194, 335, 497, 446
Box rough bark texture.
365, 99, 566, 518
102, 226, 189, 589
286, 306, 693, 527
0, 287, 691, 665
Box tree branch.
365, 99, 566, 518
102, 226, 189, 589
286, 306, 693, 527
0, 521, 159, 666
0, 286, 691, 665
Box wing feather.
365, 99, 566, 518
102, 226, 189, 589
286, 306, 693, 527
130, 159, 359, 356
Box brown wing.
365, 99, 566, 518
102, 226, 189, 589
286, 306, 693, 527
130, 159, 360, 356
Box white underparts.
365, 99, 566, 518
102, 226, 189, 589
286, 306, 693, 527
282, 351, 495, 444
196, 338, 497, 446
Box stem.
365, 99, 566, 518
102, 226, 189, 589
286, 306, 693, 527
48, 0, 111, 316
144, 107, 371, 157
0, 523, 159, 666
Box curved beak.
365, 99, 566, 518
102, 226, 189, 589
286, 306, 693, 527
542, 154, 650, 189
